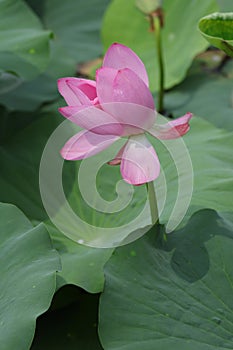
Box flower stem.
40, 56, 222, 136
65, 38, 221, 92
146, 181, 158, 225
153, 15, 164, 113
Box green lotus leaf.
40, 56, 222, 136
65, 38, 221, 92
199, 12, 233, 57
0, 0, 52, 79
0, 202, 60, 350
99, 209, 233, 350
102, 0, 218, 91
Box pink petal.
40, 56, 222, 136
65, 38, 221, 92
58, 105, 123, 136
76, 80, 97, 100
112, 68, 154, 109
96, 67, 118, 105
58, 78, 96, 106
103, 43, 149, 86
101, 102, 156, 136
61, 130, 119, 160
96, 66, 154, 108
96, 68, 156, 133
120, 135, 160, 185
148, 113, 193, 140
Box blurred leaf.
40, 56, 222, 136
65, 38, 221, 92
0, 73, 58, 111
99, 210, 233, 350
217, 0, 233, 11
164, 55, 233, 130
102, 0, 218, 91
0, 112, 63, 220
43, 0, 110, 78
199, 12, 233, 57
150, 116, 233, 228
222, 55, 233, 77
0, 108, 47, 143
0, 0, 56, 111
32, 286, 103, 350
26, 0, 45, 17
0, 70, 22, 94
0, 202, 60, 350
0, 0, 52, 80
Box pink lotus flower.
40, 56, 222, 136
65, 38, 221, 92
58, 43, 192, 185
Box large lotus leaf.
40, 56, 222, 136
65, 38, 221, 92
32, 286, 103, 349
0, 0, 52, 80
102, 0, 218, 91
199, 12, 233, 57
43, 0, 110, 78
46, 222, 113, 292
0, 202, 60, 350
164, 54, 233, 130
99, 209, 233, 350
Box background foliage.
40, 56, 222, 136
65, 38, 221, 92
0, 0, 232, 349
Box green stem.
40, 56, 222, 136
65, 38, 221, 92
146, 181, 158, 225
153, 15, 164, 113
